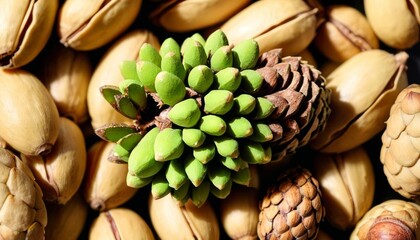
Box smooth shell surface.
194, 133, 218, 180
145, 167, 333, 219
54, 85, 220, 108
0, 68, 60, 156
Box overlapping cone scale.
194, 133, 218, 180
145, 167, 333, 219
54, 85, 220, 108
94, 30, 331, 206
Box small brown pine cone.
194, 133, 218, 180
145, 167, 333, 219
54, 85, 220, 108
257, 167, 325, 240
256, 49, 331, 162
380, 84, 420, 199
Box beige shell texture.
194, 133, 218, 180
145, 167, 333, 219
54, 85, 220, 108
83, 141, 138, 211
312, 146, 375, 230
149, 0, 250, 33
38, 44, 92, 124
89, 208, 155, 240
21, 117, 87, 205
57, 0, 143, 50
45, 192, 88, 240
87, 29, 161, 130
0, 68, 60, 156
0, 148, 47, 240
220, 0, 320, 56
0, 0, 58, 68
364, 0, 420, 49
381, 84, 420, 199
310, 49, 409, 153
148, 194, 220, 240
314, 4, 379, 62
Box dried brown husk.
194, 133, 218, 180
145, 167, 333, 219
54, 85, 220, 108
0, 68, 60, 156
38, 44, 92, 124
0, 0, 58, 68
364, 0, 420, 49
380, 84, 420, 199
310, 50, 409, 153
57, 0, 143, 50
148, 193, 220, 240
44, 192, 88, 240
83, 140, 138, 211
314, 4, 379, 63
0, 148, 47, 239
312, 146, 375, 230
350, 199, 420, 240
254, 49, 331, 162
21, 117, 87, 205
220, 0, 322, 56
89, 208, 155, 240
149, 0, 250, 33
87, 29, 160, 130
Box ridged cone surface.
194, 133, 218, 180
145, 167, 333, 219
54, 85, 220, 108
0, 148, 47, 240
380, 84, 420, 199
95, 30, 331, 206
257, 167, 325, 240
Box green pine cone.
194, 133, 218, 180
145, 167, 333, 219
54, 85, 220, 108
96, 29, 331, 207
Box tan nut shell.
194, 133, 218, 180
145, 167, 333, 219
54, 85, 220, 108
310, 50, 409, 153
149, 0, 250, 33
220, 0, 320, 56
350, 199, 420, 240
0, 68, 60, 156
364, 0, 420, 49
312, 146, 375, 230
83, 141, 138, 211
0, 0, 58, 68
381, 84, 420, 199
45, 192, 88, 240
89, 208, 155, 240
21, 117, 87, 205
88, 29, 160, 130
314, 4, 379, 63
39, 44, 92, 124
57, 0, 143, 50
220, 185, 259, 240
149, 193, 220, 240
0, 148, 47, 240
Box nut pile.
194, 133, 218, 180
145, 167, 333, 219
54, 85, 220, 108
0, 0, 419, 239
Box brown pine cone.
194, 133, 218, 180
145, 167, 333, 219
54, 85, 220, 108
256, 49, 331, 162
257, 167, 325, 240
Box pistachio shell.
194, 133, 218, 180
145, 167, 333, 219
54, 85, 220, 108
87, 29, 160, 130
220, 0, 320, 56
0, 68, 60, 156
38, 44, 92, 124
83, 141, 138, 211
149, 0, 250, 32
45, 192, 88, 240
0, 0, 58, 68
314, 4, 379, 62
21, 117, 87, 205
310, 50, 409, 153
57, 0, 143, 50
312, 146, 375, 230
148, 193, 220, 240
89, 208, 155, 240
364, 0, 420, 49
219, 186, 259, 239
